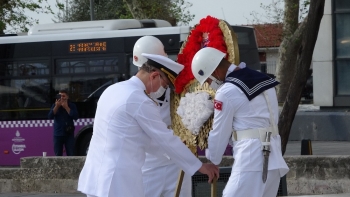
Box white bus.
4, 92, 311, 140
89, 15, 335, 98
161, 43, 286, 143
0, 19, 260, 165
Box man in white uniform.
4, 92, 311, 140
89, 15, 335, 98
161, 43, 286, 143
133, 36, 192, 197
191, 47, 289, 197
78, 52, 219, 197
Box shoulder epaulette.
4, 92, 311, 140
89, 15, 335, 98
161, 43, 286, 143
144, 90, 158, 106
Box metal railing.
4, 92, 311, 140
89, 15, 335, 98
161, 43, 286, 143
261, 61, 277, 75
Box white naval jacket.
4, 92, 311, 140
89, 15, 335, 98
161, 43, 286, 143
142, 88, 174, 169
206, 65, 289, 177
78, 76, 202, 197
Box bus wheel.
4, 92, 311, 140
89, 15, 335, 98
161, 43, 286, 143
76, 132, 92, 156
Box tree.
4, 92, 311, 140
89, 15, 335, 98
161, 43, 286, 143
249, 0, 325, 154
55, 0, 132, 22
279, 0, 324, 155
275, 0, 301, 104
56, 0, 194, 26
122, 0, 194, 26
249, 0, 310, 103
0, 0, 56, 34
275, 0, 308, 103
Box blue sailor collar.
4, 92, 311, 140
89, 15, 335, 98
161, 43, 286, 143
224, 67, 279, 101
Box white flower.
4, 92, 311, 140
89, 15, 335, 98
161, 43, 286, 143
176, 92, 214, 135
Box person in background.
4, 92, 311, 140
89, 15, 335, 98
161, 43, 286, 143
191, 47, 289, 197
48, 90, 79, 156
133, 36, 192, 197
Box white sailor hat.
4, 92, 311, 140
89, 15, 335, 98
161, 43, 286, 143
141, 53, 184, 89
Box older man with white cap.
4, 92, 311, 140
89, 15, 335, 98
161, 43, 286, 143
133, 36, 193, 197
77, 52, 219, 197
191, 47, 289, 197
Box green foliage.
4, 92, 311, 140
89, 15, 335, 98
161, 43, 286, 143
55, 0, 194, 26
170, 0, 194, 25
126, 0, 194, 25
0, 0, 54, 33
54, 0, 133, 22
115, 3, 134, 19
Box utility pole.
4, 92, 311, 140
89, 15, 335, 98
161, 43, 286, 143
90, 0, 94, 21
66, 0, 68, 19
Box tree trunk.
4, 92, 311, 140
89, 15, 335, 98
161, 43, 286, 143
123, 0, 177, 26
279, 0, 325, 155
275, 0, 300, 103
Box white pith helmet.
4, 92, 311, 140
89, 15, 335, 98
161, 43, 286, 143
133, 36, 167, 67
191, 47, 226, 85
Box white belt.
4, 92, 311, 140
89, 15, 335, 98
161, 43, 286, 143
232, 126, 279, 142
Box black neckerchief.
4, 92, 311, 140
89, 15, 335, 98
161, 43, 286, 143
224, 67, 279, 101
156, 91, 167, 106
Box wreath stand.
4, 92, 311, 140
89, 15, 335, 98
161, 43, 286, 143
170, 16, 240, 197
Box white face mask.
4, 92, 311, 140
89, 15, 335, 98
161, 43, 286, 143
150, 75, 167, 98
208, 75, 223, 90
150, 86, 167, 98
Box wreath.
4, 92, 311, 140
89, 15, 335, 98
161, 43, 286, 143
170, 15, 240, 153
175, 15, 239, 94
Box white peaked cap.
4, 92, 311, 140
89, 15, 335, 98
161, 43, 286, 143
141, 53, 184, 89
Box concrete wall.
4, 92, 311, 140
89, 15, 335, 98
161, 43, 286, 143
313, 0, 334, 107
1, 156, 349, 195
290, 111, 350, 141
0, 157, 84, 193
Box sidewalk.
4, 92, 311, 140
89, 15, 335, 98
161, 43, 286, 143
287, 195, 350, 197
284, 141, 350, 155
0, 193, 84, 197
1, 193, 349, 197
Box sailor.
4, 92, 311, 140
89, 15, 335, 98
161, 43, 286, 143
133, 36, 192, 197
78, 52, 219, 197
191, 47, 289, 197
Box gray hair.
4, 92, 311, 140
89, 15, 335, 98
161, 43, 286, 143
140, 62, 157, 73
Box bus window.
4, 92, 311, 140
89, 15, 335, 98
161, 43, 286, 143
90, 58, 119, 73
129, 57, 138, 77
0, 78, 51, 121
53, 74, 121, 118
56, 57, 120, 74
235, 32, 250, 45
231, 26, 261, 71
167, 54, 178, 61
0, 60, 49, 77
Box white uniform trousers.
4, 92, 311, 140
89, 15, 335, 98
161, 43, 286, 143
223, 169, 280, 197
142, 163, 192, 197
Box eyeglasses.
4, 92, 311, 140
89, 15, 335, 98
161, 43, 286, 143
158, 73, 169, 88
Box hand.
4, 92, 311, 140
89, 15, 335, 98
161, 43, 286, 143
61, 100, 68, 109
55, 99, 62, 107
198, 163, 219, 183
